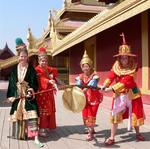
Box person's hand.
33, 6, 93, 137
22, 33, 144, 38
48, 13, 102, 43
105, 87, 113, 92
83, 88, 88, 92
27, 88, 34, 99
100, 85, 106, 91
49, 79, 55, 84
5, 97, 15, 103
5, 98, 11, 103
26, 91, 32, 98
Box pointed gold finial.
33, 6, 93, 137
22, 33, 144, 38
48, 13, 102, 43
48, 10, 53, 29
43, 27, 45, 33
64, 0, 67, 7
27, 27, 33, 46
27, 28, 32, 39
64, 0, 71, 7
27, 27, 35, 49
120, 32, 126, 45
82, 50, 88, 58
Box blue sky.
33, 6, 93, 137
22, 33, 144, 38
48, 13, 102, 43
0, 0, 63, 53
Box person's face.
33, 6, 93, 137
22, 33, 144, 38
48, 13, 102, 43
120, 55, 129, 67
39, 57, 48, 67
18, 51, 28, 65
81, 63, 91, 75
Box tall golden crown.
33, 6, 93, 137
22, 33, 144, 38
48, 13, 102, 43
80, 50, 93, 67
114, 33, 136, 57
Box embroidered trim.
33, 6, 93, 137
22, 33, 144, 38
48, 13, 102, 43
112, 61, 136, 76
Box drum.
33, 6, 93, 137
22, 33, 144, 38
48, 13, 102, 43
62, 86, 86, 113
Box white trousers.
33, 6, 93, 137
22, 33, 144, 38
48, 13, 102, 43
112, 94, 132, 131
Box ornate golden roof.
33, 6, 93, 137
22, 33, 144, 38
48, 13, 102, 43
27, 1, 106, 56
52, 0, 150, 56
1, 0, 148, 69
56, 1, 107, 18
56, 19, 86, 32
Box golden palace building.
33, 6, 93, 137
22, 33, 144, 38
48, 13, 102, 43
0, 0, 150, 104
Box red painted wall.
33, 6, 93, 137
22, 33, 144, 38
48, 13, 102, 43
69, 43, 84, 84
96, 14, 142, 88
68, 12, 150, 104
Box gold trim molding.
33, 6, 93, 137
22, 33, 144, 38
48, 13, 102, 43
141, 11, 149, 94
52, 0, 150, 56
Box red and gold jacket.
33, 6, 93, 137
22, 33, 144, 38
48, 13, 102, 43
35, 65, 58, 116
76, 71, 103, 105
35, 65, 58, 90
103, 61, 141, 100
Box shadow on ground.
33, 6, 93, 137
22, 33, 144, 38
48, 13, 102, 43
93, 128, 150, 148
38, 126, 150, 148
0, 90, 11, 107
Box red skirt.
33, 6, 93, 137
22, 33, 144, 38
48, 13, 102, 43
111, 97, 144, 126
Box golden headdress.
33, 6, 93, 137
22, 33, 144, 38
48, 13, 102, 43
112, 33, 137, 75
114, 33, 136, 57
80, 50, 93, 67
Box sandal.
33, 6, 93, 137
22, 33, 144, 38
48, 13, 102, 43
86, 133, 94, 141
104, 138, 115, 146
84, 129, 96, 134
136, 134, 145, 141
34, 142, 44, 148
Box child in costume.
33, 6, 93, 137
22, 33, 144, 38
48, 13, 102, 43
76, 50, 103, 141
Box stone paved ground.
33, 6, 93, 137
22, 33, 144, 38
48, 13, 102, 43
0, 89, 150, 149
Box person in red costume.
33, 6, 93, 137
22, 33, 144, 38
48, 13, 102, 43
101, 33, 145, 146
76, 50, 103, 141
35, 47, 58, 137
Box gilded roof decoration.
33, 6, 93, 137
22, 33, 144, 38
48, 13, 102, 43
1, 0, 149, 69
52, 0, 150, 56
